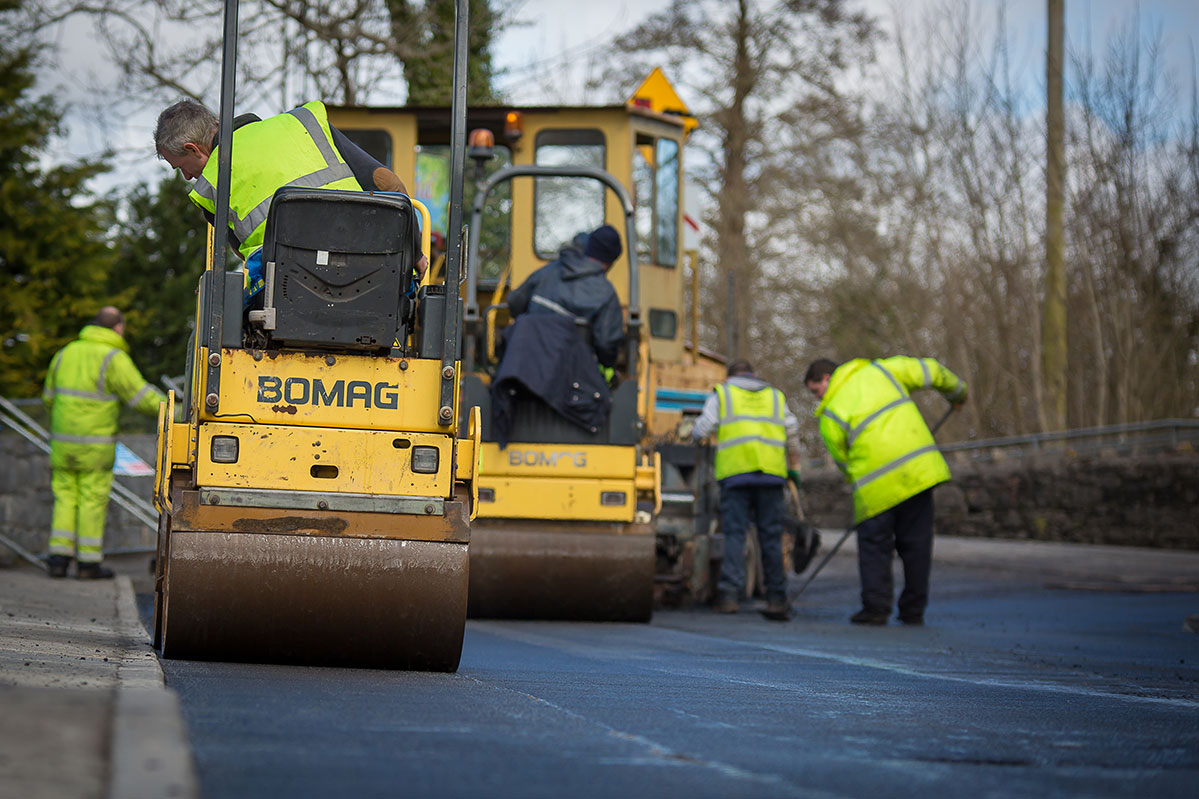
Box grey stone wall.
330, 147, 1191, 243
801, 451, 1199, 550
0, 433, 159, 562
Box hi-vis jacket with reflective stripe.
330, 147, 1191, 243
188, 101, 358, 262
42, 325, 165, 471
815, 357, 967, 524
713, 382, 790, 481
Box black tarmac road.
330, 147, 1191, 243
149, 538, 1199, 799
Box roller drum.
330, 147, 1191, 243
467, 522, 654, 621
162, 531, 467, 671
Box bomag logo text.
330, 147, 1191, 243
257, 376, 399, 409
507, 450, 587, 468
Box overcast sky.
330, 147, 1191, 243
37, 0, 1199, 192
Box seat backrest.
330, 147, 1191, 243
260, 187, 416, 352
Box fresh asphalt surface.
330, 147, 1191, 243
137, 555, 1199, 799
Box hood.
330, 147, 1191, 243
726, 375, 772, 392
557, 246, 607, 281
78, 325, 129, 352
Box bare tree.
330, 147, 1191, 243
591, 0, 877, 368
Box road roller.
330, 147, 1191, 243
457, 167, 659, 621
325, 76, 740, 616
149, 0, 479, 670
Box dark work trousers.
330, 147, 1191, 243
855, 489, 935, 619
718, 483, 787, 602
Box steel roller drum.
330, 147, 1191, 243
161, 531, 468, 671
467, 521, 654, 622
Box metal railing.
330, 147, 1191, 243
805, 418, 1199, 471
940, 418, 1199, 460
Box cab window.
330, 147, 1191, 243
632, 133, 680, 268
341, 129, 392, 168
533, 130, 606, 259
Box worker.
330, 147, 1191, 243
505, 224, 624, 370
153, 99, 426, 307
804, 356, 967, 626
691, 360, 802, 621
42, 307, 166, 579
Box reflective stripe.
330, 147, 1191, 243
48, 540, 76, 556
288, 105, 338, 164
716, 435, 786, 450
852, 445, 941, 491
50, 433, 116, 445
724, 415, 788, 425
532, 294, 584, 321
96, 349, 119, 394
192, 174, 216, 202
240, 162, 355, 237
947, 382, 966, 402
919, 358, 932, 388
718, 385, 784, 424
51, 387, 118, 402
871, 360, 906, 397
822, 408, 850, 431
77, 536, 104, 548
718, 384, 732, 420
848, 396, 914, 448
127, 383, 154, 408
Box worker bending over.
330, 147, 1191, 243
804, 356, 966, 626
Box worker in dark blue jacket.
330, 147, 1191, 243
505, 224, 624, 368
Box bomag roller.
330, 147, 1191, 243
325, 73, 735, 619
460, 166, 659, 621
149, 0, 479, 670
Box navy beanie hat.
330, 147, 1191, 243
584, 224, 622, 264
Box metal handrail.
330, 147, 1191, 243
940, 418, 1199, 455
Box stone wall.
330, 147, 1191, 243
0, 433, 158, 563
801, 451, 1199, 550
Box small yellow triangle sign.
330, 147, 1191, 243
628, 67, 697, 133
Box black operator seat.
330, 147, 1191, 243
253, 186, 420, 352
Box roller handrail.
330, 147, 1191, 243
464, 165, 640, 378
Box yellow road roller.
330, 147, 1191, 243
459, 167, 659, 622
150, 0, 478, 670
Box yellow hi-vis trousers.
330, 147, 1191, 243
49, 468, 114, 563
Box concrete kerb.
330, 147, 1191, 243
108, 577, 198, 799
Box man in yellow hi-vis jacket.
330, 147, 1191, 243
805, 356, 966, 626
692, 360, 802, 621
154, 99, 425, 307
42, 307, 165, 579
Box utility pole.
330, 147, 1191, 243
1042, 0, 1067, 431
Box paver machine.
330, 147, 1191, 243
149, 0, 479, 670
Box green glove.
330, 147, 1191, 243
787, 469, 801, 488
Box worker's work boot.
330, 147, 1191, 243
76, 562, 115, 580
760, 597, 791, 622
898, 614, 925, 626
46, 555, 71, 579
850, 608, 888, 626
